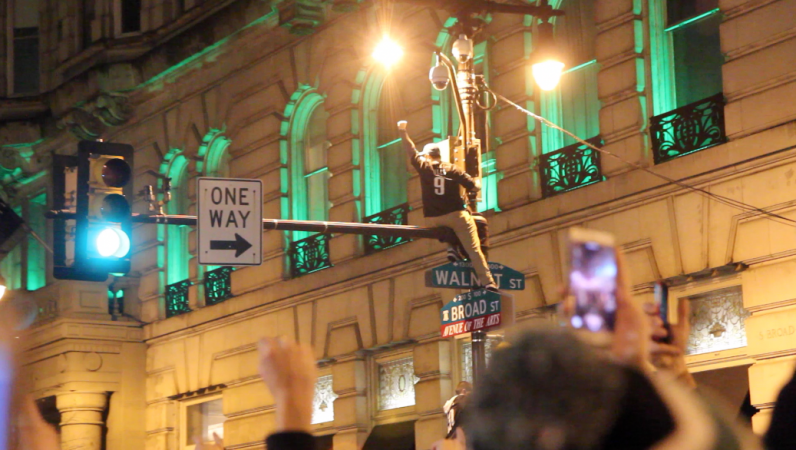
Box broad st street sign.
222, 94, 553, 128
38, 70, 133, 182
426, 261, 525, 290
440, 289, 502, 338
198, 178, 262, 266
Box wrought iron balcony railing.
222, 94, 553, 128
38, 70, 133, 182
363, 203, 411, 255
166, 279, 192, 318
289, 233, 332, 278
539, 136, 604, 198
204, 267, 233, 306
650, 93, 727, 164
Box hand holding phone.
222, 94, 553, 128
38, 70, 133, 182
566, 228, 618, 333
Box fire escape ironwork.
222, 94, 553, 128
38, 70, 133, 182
539, 136, 604, 198
363, 203, 412, 255
650, 93, 727, 164
289, 233, 332, 278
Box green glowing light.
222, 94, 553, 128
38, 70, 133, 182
563, 59, 596, 74
664, 8, 720, 33
376, 138, 401, 149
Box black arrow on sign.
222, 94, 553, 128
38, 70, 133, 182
210, 233, 253, 257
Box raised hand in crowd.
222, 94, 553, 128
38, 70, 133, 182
609, 250, 652, 371
257, 337, 317, 434
646, 296, 697, 388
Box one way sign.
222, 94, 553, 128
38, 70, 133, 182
198, 178, 262, 266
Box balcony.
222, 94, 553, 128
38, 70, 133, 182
289, 233, 332, 278
650, 93, 727, 164
363, 203, 412, 255
539, 136, 604, 198
165, 280, 193, 318
204, 267, 233, 306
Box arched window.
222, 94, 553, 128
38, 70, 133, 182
199, 129, 232, 178
166, 154, 191, 284
363, 73, 408, 216
284, 88, 331, 241
541, 0, 600, 153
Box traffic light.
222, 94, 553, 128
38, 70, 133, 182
54, 141, 134, 281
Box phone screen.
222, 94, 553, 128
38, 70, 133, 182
569, 239, 618, 332
654, 281, 669, 325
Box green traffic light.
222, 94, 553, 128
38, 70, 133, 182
96, 227, 131, 258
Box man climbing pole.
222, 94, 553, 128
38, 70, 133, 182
397, 120, 498, 292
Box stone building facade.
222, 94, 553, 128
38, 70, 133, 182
2, 0, 796, 449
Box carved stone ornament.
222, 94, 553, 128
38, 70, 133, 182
57, 92, 133, 140
57, 108, 105, 140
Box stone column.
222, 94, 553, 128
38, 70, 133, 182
56, 391, 108, 450
413, 339, 453, 450
332, 356, 369, 450
594, 0, 648, 176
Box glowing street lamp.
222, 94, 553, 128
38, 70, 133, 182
531, 21, 564, 91
0, 275, 6, 301
372, 37, 403, 69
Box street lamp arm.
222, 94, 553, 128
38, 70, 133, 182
436, 52, 468, 145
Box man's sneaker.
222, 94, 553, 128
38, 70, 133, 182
484, 284, 500, 293
447, 247, 465, 263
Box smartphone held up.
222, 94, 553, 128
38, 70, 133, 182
566, 228, 618, 333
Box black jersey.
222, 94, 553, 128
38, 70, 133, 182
411, 153, 476, 217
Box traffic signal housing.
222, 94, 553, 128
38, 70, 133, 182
54, 141, 135, 281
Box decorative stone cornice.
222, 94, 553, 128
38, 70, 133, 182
56, 93, 134, 140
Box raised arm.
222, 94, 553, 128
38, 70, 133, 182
397, 121, 419, 159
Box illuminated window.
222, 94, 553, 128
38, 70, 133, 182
650, 0, 722, 114
166, 154, 191, 284
8, 0, 40, 95
541, 0, 600, 153
361, 71, 408, 217
181, 396, 225, 450
284, 88, 330, 241
686, 286, 749, 355
477, 151, 501, 213
378, 357, 418, 411
460, 335, 503, 383
26, 193, 47, 291
375, 83, 408, 212
312, 374, 338, 424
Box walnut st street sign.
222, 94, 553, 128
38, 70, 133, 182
426, 261, 526, 290
197, 178, 262, 266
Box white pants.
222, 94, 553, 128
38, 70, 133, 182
426, 210, 495, 286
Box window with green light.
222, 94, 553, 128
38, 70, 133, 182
166, 154, 191, 285
287, 91, 331, 241
199, 130, 232, 272
26, 193, 47, 290
374, 78, 408, 213
477, 151, 502, 213
650, 0, 722, 114
541, 0, 600, 154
